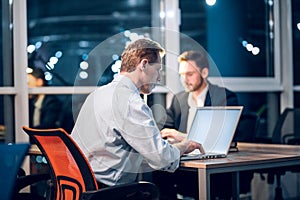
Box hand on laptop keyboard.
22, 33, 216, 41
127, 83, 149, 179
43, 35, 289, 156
187, 149, 202, 155
160, 128, 187, 143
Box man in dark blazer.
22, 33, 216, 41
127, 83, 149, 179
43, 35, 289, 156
164, 83, 238, 133
160, 50, 238, 139
28, 95, 62, 129
154, 50, 239, 200
27, 67, 62, 128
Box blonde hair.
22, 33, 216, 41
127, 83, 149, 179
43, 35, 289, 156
178, 50, 209, 70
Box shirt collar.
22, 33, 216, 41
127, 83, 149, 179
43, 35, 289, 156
113, 74, 139, 94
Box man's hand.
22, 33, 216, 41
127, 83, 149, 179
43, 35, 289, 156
160, 128, 186, 143
173, 139, 205, 156
184, 140, 205, 154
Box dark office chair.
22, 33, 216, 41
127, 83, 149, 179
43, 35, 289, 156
0, 143, 30, 200
265, 108, 300, 200
272, 108, 300, 145
21, 126, 160, 200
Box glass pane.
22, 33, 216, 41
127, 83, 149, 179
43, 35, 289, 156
0, 95, 15, 144
180, 0, 273, 77
27, 0, 151, 87
0, 0, 13, 87
292, 0, 300, 85
295, 92, 300, 108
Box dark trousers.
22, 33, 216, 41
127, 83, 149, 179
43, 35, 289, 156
97, 181, 110, 189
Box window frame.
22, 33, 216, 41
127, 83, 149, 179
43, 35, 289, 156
0, 0, 294, 144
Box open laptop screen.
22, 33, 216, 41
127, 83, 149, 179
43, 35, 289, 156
187, 106, 243, 155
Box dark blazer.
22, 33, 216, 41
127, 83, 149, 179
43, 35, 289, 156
162, 82, 239, 132
29, 95, 62, 129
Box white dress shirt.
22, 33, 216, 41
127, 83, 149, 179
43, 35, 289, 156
186, 85, 208, 132
33, 95, 45, 127
71, 75, 180, 186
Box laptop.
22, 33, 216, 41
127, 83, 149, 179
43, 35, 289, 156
181, 106, 243, 161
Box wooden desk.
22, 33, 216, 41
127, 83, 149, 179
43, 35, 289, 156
180, 142, 300, 200
28, 144, 42, 155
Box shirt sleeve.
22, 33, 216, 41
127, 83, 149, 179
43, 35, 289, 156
112, 90, 180, 172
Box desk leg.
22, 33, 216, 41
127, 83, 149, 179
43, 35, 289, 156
198, 168, 210, 200
232, 171, 240, 200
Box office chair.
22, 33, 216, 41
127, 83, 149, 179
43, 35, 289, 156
266, 108, 300, 200
272, 108, 300, 145
0, 143, 30, 200
21, 126, 159, 200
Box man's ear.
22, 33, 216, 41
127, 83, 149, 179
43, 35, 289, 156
201, 68, 209, 79
140, 59, 148, 71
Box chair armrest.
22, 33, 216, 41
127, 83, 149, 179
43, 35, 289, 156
282, 134, 300, 144
81, 181, 159, 200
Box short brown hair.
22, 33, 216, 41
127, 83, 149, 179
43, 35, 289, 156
120, 38, 165, 72
28, 67, 48, 86
178, 50, 209, 70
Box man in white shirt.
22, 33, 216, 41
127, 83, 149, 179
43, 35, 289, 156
71, 39, 204, 188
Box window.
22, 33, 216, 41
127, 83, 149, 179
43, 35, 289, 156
0, 1, 15, 143
0, 0, 297, 143
180, 0, 273, 77
27, 0, 152, 87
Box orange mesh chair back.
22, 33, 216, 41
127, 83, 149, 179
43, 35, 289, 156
22, 126, 159, 200
23, 126, 98, 200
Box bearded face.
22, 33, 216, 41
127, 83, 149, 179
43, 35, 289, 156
179, 60, 207, 92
